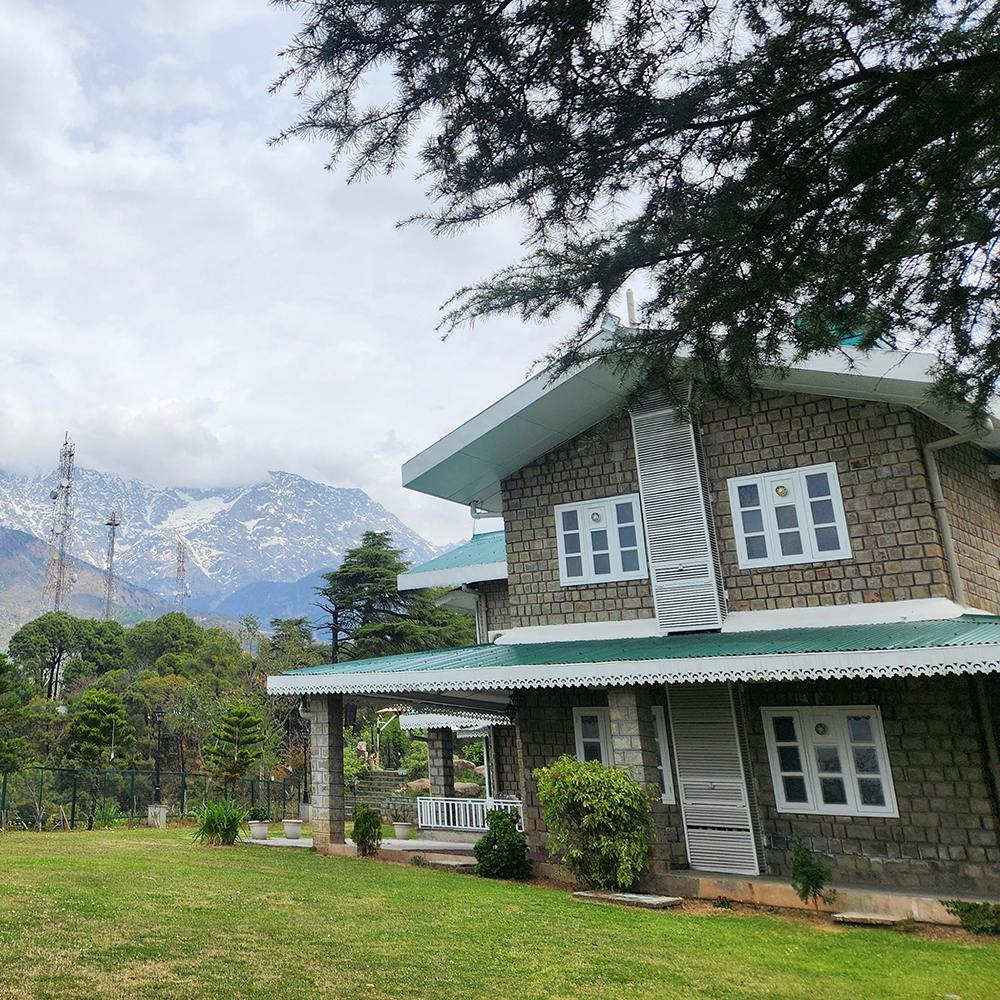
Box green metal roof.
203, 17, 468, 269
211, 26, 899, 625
404, 530, 505, 575
281, 615, 1000, 679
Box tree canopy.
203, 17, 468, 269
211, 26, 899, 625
275, 1, 1000, 412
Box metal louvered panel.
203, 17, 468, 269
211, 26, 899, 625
630, 400, 724, 633
668, 682, 760, 876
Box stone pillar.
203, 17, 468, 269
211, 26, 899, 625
308, 693, 345, 852
607, 685, 662, 786
427, 727, 455, 798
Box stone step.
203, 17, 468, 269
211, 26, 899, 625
573, 891, 684, 910
832, 912, 904, 927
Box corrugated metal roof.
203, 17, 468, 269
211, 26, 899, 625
402, 530, 506, 575
282, 615, 1000, 678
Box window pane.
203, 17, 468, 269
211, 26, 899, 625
853, 746, 880, 775
815, 525, 841, 552
778, 746, 802, 772
561, 509, 579, 531
847, 716, 874, 743
805, 472, 830, 498
782, 776, 809, 803
615, 502, 634, 524
858, 778, 886, 807
820, 777, 848, 805
810, 498, 835, 524
563, 533, 581, 554
741, 509, 764, 533
618, 525, 637, 548
772, 716, 797, 742
590, 529, 608, 551
814, 746, 842, 774
580, 716, 600, 740
565, 556, 583, 577
593, 553, 611, 575
746, 535, 768, 560
621, 549, 640, 572
738, 483, 760, 508
780, 532, 804, 556
582, 741, 603, 763
775, 505, 799, 530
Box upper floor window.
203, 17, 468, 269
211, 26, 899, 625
727, 462, 851, 569
555, 493, 647, 586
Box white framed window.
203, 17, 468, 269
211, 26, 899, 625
555, 493, 647, 586
651, 705, 676, 803
728, 462, 851, 569
573, 707, 612, 764
762, 706, 897, 817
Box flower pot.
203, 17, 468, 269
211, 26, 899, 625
282, 819, 303, 840
248, 820, 269, 840
392, 822, 412, 840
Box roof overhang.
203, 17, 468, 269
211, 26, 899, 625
402, 325, 1000, 511
397, 561, 507, 591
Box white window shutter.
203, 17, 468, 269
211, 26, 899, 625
630, 399, 726, 632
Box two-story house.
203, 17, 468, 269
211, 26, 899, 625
268, 323, 1000, 908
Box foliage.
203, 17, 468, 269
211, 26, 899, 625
276, 2, 1000, 415
462, 739, 484, 766
93, 798, 126, 829
942, 899, 1000, 935
342, 736, 365, 786
400, 740, 428, 780
351, 802, 382, 856
193, 799, 245, 846
0, 653, 32, 775
66, 689, 135, 769
712, 896, 734, 910
789, 838, 836, 908
246, 806, 269, 823
533, 755, 651, 891
473, 810, 532, 881
8, 612, 85, 699
202, 703, 265, 791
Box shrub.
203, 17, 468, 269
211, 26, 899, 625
246, 806, 269, 823
789, 838, 836, 908
352, 802, 382, 857
942, 900, 1000, 935
94, 798, 126, 829
400, 741, 428, 780
192, 800, 245, 846
533, 755, 651, 891
474, 810, 533, 880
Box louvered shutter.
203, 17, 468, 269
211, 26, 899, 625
668, 682, 759, 876
630, 400, 726, 632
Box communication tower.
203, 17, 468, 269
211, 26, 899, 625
42, 433, 76, 612
102, 510, 121, 621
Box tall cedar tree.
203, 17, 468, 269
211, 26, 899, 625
274, 2, 1000, 413
203, 703, 265, 794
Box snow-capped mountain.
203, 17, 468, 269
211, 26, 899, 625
0, 466, 437, 604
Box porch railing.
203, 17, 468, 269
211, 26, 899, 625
416, 796, 523, 832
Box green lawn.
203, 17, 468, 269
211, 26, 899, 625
0, 829, 997, 1000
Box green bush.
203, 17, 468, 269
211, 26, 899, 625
246, 806, 269, 823
352, 802, 382, 856
789, 838, 836, 907
192, 800, 245, 846
942, 900, 1000, 935
94, 798, 126, 829
533, 755, 651, 891
400, 741, 428, 780
474, 810, 533, 880
462, 739, 484, 766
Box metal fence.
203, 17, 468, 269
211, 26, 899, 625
0, 766, 309, 831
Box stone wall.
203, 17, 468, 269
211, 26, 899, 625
478, 580, 512, 635
427, 727, 455, 798
742, 674, 1000, 894
489, 724, 520, 798
500, 413, 656, 628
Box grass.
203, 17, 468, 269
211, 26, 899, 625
0, 829, 997, 1000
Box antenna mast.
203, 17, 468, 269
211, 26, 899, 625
174, 539, 188, 611
103, 510, 121, 621
42, 433, 76, 613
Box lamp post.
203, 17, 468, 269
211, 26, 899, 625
153, 703, 164, 807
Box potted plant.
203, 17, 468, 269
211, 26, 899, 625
388, 806, 412, 841
247, 806, 269, 840
282, 816, 303, 839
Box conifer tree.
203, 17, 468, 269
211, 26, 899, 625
203, 703, 265, 795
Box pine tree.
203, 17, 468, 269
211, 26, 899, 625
203, 703, 265, 795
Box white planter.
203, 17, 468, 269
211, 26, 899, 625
392, 822, 412, 840
248, 820, 269, 840
282, 819, 303, 840
147, 804, 167, 829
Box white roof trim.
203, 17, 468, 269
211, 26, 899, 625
397, 561, 507, 591
398, 711, 509, 731
267, 642, 1000, 696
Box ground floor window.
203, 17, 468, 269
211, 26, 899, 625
762, 705, 897, 817
651, 704, 676, 803
572, 707, 612, 764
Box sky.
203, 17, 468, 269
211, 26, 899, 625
0, 1, 580, 545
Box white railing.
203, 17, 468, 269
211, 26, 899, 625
416, 796, 523, 832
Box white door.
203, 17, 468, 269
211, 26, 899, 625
668, 682, 759, 875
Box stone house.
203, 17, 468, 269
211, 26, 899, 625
268, 327, 1000, 906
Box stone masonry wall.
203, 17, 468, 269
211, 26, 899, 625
427, 727, 456, 798
701, 393, 952, 611
501, 413, 655, 628
743, 674, 1000, 894
478, 580, 512, 635
490, 724, 520, 798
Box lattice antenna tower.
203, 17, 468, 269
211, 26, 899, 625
102, 510, 121, 621
42, 433, 77, 612
174, 538, 189, 610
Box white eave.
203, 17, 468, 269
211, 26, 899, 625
397, 561, 508, 591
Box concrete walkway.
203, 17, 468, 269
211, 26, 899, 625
246, 836, 475, 854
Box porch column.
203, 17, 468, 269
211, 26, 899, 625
427, 727, 455, 798
307, 693, 346, 852
607, 686, 662, 787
